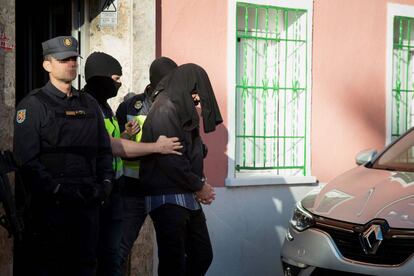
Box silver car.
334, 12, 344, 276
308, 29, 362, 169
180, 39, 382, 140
281, 128, 414, 276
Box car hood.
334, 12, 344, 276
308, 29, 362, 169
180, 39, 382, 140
301, 166, 414, 228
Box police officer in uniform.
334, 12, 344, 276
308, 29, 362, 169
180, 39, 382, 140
115, 56, 178, 271
83, 52, 182, 275
13, 36, 114, 276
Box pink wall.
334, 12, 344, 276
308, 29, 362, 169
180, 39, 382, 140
160, 0, 228, 187
312, 0, 414, 182
161, 0, 414, 185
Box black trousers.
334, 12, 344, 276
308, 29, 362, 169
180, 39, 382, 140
117, 195, 147, 275
150, 204, 213, 276
97, 189, 124, 276
19, 197, 100, 276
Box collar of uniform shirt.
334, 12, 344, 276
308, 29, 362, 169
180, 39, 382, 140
46, 81, 79, 98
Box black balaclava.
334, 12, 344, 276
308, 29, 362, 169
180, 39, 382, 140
84, 52, 122, 103
163, 63, 223, 133
149, 56, 178, 89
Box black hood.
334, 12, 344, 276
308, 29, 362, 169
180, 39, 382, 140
161, 63, 223, 133
149, 56, 177, 89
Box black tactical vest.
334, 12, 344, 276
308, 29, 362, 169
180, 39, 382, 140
34, 90, 100, 179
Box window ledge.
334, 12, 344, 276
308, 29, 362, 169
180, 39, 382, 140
225, 175, 318, 187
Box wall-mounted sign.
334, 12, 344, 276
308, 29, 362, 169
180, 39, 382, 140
0, 32, 14, 51
100, 0, 118, 27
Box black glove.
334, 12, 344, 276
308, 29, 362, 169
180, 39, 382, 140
87, 179, 113, 205
98, 179, 113, 204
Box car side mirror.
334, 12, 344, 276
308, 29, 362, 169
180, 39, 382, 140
355, 149, 377, 165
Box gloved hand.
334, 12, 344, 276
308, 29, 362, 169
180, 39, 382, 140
99, 179, 113, 204
87, 179, 113, 205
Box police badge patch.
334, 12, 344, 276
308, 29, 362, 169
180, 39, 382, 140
134, 100, 143, 110
63, 37, 72, 47
16, 109, 26, 124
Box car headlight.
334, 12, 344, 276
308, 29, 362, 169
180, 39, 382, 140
290, 202, 315, 231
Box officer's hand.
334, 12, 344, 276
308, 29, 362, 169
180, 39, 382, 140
101, 179, 113, 199
155, 135, 183, 155
124, 120, 140, 138
90, 179, 113, 205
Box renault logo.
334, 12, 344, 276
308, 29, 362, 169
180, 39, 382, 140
359, 224, 383, 254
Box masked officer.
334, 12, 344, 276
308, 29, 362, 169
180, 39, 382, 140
115, 56, 178, 272
83, 52, 182, 275
13, 36, 113, 276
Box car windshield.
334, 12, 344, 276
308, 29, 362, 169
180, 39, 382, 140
372, 129, 414, 172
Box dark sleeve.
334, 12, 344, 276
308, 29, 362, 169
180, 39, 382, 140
115, 100, 128, 133
89, 96, 114, 182
13, 96, 58, 194
145, 102, 204, 192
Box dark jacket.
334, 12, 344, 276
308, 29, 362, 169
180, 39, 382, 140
140, 93, 204, 195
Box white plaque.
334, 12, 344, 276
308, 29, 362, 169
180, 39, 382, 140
100, 0, 118, 27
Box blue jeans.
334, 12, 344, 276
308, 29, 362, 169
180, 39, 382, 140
116, 195, 147, 275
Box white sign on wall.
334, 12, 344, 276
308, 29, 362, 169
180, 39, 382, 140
100, 0, 118, 27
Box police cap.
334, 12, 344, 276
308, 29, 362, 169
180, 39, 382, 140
42, 36, 79, 60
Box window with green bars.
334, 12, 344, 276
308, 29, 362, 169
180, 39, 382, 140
235, 3, 309, 176
392, 16, 414, 140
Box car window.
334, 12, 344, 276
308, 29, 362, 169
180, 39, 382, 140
372, 129, 414, 172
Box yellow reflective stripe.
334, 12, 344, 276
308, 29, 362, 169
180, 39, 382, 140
104, 117, 123, 177
104, 118, 115, 137
114, 156, 123, 179
104, 117, 121, 139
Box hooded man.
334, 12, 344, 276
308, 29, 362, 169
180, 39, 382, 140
115, 56, 179, 272
83, 52, 182, 275
140, 63, 223, 276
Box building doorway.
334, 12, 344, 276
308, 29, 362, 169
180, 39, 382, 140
15, 0, 72, 105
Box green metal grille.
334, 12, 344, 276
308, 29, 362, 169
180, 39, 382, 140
235, 3, 308, 176
392, 16, 414, 139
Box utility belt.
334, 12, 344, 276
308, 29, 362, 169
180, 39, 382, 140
39, 150, 97, 179
51, 176, 96, 186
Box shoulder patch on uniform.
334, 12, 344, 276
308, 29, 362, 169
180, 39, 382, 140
134, 100, 143, 110
16, 109, 26, 124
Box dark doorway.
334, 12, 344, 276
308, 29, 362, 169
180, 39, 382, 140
15, 0, 72, 105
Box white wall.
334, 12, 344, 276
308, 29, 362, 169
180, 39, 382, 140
204, 184, 317, 276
